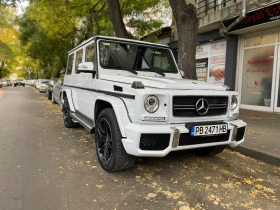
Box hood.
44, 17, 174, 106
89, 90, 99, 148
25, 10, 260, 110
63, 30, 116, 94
102, 75, 226, 91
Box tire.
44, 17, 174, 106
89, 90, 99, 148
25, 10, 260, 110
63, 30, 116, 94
63, 97, 78, 128
193, 145, 226, 157
95, 108, 135, 172
47, 91, 52, 100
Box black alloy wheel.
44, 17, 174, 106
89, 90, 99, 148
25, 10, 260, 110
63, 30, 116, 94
96, 118, 113, 164
63, 97, 78, 128
95, 108, 135, 172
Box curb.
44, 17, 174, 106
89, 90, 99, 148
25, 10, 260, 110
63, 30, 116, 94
230, 146, 280, 167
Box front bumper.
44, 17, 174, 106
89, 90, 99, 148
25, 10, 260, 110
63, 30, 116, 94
122, 119, 246, 157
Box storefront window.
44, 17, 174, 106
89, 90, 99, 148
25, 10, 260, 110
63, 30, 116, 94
195, 40, 226, 84
244, 34, 275, 47
241, 46, 274, 106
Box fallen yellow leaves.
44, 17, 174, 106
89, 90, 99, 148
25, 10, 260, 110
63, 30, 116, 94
255, 184, 263, 190
96, 185, 104, 189
204, 176, 211, 180
244, 179, 252, 185
250, 193, 256, 198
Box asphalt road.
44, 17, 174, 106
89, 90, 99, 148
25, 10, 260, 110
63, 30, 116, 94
0, 86, 279, 210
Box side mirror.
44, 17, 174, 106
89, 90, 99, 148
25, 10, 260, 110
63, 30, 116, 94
180, 70, 185, 78
77, 62, 95, 73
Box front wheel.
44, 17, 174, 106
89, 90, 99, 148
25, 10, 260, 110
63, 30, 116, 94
193, 145, 226, 157
63, 97, 78, 128
95, 108, 135, 172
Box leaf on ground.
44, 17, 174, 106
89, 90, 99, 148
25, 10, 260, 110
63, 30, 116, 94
204, 176, 212, 180
96, 185, 104, 189
255, 184, 263, 189
250, 193, 256, 198
148, 193, 157, 198
244, 179, 252, 185
256, 178, 263, 182
151, 182, 158, 187
179, 206, 191, 210
263, 187, 275, 194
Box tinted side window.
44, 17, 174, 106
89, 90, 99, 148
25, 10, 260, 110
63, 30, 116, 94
85, 44, 95, 64
75, 49, 84, 73
66, 53, 74, 75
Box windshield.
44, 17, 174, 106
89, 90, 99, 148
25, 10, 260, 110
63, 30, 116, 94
99, 40, 178, 75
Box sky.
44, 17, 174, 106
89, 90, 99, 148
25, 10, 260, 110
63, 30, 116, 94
16, 0, 29, 15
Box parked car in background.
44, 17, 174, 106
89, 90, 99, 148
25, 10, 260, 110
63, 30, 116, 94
52, 79, 63, 104
35, 79, 49, 89
46, 78, 59, 100
6, 80, 12, 86
0, 81, 2, 88
14, 80, 25, 87
1, 80, 7, 87
38, 80, 49, 92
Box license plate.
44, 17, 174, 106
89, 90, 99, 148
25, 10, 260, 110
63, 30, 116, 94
190, 124, 227, 136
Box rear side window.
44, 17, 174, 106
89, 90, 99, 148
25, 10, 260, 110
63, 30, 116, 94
75, 49, 84, 74
85, 44, 95, 64
66, 53, 74, 75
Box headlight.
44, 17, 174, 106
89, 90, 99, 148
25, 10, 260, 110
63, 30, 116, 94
144, 95, 159, 113
231, 95, 238, 110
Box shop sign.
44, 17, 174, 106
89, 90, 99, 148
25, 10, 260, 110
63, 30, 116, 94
196, 58, 208, 82
196, 44, 210, 58
223, 2, 280, 31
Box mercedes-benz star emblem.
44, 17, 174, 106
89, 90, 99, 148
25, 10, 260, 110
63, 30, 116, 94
195, 98, 209, 115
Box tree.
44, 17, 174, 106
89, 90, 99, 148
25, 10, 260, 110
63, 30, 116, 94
106, 0, 163, 39
168, 0, 198, 80
106, 0, 131, 38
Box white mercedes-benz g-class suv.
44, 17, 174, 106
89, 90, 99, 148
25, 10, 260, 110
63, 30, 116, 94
61, 36, 246, 172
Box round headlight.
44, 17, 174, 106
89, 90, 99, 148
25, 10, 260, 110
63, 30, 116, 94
144, 95, 159, 113
231, 95, 238, 110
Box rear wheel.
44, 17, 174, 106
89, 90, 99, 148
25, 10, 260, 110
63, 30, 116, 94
47, 91, 52, 100
193, 145, 225, 157
95, 108, 135, 172
63, 97, 78, 128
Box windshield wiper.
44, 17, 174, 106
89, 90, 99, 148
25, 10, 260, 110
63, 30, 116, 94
141, 67, 165, 76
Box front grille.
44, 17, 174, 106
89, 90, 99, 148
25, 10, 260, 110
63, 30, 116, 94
236, 127, 246, 141
179, 131, 230, 146
140, 134, 170, 151
173, 96, 228, 117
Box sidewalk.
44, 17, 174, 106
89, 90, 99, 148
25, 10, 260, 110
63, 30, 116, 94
232, 109, 280, 166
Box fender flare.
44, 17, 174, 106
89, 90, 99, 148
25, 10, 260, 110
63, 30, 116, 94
61, 89, 75, 112
95, 95, 131, 138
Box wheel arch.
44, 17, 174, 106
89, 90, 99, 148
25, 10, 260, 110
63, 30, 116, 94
61, 89, 75, 112
94, 96, 131, 138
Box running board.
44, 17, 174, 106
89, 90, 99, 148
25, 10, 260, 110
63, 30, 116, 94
70, 112, 94, 132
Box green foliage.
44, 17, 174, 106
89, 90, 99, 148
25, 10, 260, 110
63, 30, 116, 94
127, 19, 163, 39
0, 66, 10, 78
15, 0, 168, 78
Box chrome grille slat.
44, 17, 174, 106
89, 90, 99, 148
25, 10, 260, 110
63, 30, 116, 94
173, 96, 228, 117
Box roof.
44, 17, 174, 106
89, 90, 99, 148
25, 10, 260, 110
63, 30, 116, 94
68, 35, 169, 54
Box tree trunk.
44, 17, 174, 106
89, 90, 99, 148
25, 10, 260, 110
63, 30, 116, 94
106, 0, 132, 39
169, 0, 198, 80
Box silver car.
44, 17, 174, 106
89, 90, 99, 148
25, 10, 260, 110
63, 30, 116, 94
52, 79, 63, 105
